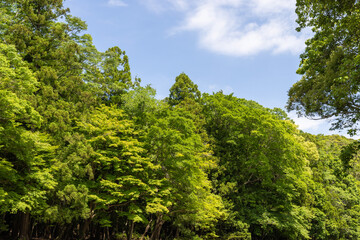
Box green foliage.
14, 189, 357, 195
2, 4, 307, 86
83, 46, 135, 106
203, 92, 315, 239
288, 0, 360, 135
144, 101, 225, 238
121, 85, 161, 127
287, 3, 360, 235
303, 134, 360, 239
340, 140, 360, 171
2, 0, 360, 239
0, 43, 57, 233
76, 105, 158, 222
168, 73, 201, 106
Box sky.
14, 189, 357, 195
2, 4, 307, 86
64, 0, 352, 137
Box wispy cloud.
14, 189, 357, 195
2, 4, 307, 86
290, 115, 360, 139
288, 113, 327, 132
108, 0, 127, 7
141, 0, 308, 56
293, 117, 327, 131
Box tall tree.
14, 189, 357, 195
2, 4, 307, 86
287, 0, 360, 135
0, 43, 57, 240
123, 86, 225, 239
144, 104, 224, 239
168, 73, 201, 106
204, 92, 315, 239
1, 1, 100, 238
73, 105, 159, 240
83, 46, 135, 106
0, 0, 97, 137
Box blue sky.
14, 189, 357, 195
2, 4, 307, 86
64, 0, 351, 137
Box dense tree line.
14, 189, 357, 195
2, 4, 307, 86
1, 0, 360, 239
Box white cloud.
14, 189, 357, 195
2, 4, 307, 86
287, 113, 360, 139
250, 0, 294, 14
108, 0, 127, 7
292, 117, 327, 131
288, 112, 328, 132
141, 0, 309, 56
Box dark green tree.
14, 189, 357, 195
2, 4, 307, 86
83, 46, 135, 106
303, 134, 360, 239
0, 0, 98, 137
168, 73, 201, 106
287, 0, 360, 135
204, 92, 315, 239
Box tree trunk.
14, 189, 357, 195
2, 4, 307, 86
140, 219, 152, 240
150, 215, 164, 240
80, 219, 91, 240
56, 225, 70, 240
127, 220, 134, 240
19, 212, 30, 240
175, 227, 179, 239
105, 227, 110, 240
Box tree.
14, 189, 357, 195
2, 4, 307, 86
122, 84, 225, 239
204, 92, 315, 239
0, 0, 99, 142
74, 105, 158, 240
0, 1, 104, 238
168, 73, 201, 106
287, 0, 360, 135
286, 3, 360, 237
303, 134, 360, 239
0, 43, 57, 240
121, 85, 159, 127
141, 102, 224, 239
83, 46, 135, 106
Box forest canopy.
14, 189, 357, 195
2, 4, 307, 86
1, 0, 360, 240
